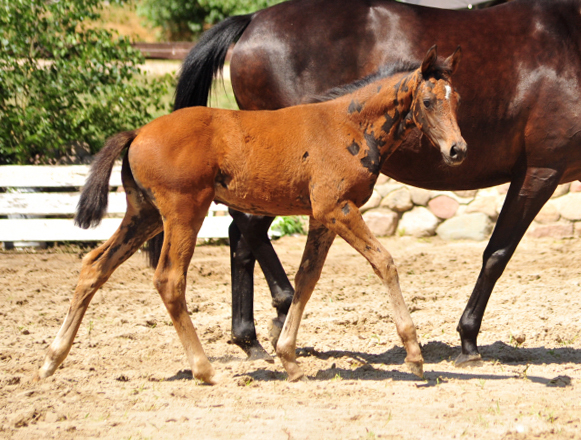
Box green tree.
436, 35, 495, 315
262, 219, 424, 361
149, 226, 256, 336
0, 0, 173, 164
138, 0, 284, 41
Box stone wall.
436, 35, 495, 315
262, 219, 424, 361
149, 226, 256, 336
361, 175, 581, 240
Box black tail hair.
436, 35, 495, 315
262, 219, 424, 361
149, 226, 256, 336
75, 131, 136, 229
173, 13, 253, 110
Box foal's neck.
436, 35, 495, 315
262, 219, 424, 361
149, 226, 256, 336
348, 69, 421, 148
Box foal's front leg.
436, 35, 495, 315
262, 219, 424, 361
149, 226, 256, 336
317, 201, 423, 378
276, 218, 336, 381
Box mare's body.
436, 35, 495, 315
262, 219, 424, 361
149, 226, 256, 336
171, 0, 581, 363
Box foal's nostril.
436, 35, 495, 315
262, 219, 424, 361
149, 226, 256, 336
449, 143, 466, 162
450, 144, 460, 159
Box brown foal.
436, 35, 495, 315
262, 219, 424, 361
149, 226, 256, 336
36, 46, 465, 384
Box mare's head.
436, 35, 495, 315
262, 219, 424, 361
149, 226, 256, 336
411, 46, 466, 166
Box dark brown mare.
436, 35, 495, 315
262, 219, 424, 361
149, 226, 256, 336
164, 0, 581, 365
35, 48, 465, 383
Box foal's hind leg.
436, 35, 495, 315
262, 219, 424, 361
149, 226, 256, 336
318, 201, 423, 377
153, 192, 218, 384
276, 218, 336, 381
36, 193, 162, 379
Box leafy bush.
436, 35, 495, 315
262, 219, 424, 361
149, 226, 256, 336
138, 0, 285, 41
0, 0, 173, 164
271, 216, 307, 237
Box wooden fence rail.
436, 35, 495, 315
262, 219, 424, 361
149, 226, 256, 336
0, 165, 231, 244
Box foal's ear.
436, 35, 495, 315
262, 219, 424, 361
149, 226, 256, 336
445, 46, 462, 75
421, 45, 438, 76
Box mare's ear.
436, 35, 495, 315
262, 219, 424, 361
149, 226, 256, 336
445, 46, 462, 75
421, 45, 438, 76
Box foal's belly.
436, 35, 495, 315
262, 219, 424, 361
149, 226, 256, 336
214, 185, 313, 217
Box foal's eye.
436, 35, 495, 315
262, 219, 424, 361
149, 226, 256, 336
423, 99, 431, 108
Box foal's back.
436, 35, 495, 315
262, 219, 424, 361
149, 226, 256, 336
128, 77, 399, 217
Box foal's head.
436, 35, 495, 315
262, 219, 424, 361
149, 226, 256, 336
411, 46, 466, 166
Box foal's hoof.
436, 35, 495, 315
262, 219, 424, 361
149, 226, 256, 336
197, 370, 222, 386
405, 360, 424, 379
268, 317, 285, 349
454, 353, 483, 367
245, 343, 274, 364
285, 365, 305, 383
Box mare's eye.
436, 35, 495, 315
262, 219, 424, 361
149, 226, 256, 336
423, 99, 431, 108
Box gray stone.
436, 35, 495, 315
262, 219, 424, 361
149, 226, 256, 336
570, 181, 581, 193
552, 193, 581, 221
359, 190, 381, 213
362, 208, 399, 237
380, 187, 413, 212
495, 183, 510, 195
527, 221, 573, 239
436, 212, 492, 241
376, 175, 390, 185
454, 190, 478, 199
398, 207, 439, 237
375, 182, 404, 198
465, 195, 499, 220
533, 202, 560, 224
408, 187, 432, 206
551, 183, 570, 199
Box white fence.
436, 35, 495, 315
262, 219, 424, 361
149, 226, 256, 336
0, 165, 231, 243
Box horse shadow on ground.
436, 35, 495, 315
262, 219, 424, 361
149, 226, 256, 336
165, 341, 579, 385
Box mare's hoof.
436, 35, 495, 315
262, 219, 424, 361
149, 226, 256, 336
454, 353, 483, 367
245, 343, 274, 364
405, 360, 424, 379
268, 317, 284, 349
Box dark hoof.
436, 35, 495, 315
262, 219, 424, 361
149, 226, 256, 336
454, 352, 483, 367
244, 343, 274, 363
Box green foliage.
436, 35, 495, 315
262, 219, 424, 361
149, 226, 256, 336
138, 0, 285, 41
271, 216, 307, 237
0, 0, 173, 164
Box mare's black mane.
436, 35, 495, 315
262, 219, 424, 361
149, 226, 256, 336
307, 60, 420, 104
308, 57, 452, 104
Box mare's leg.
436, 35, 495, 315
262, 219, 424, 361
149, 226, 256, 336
36, 188, 162, 379
228, 209, 294, 355
154, 192, 218, 384
456, 166, 563, 365
276, 218, 336, 381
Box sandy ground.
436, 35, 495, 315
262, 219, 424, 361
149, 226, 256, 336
1, 235, 580, 440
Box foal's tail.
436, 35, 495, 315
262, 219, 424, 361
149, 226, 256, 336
173, 13, 252, 110
75, 131, 137, 229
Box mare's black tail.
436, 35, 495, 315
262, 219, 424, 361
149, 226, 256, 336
173, 13, 253, 110
75, 131, 136, 229
145, 14, 252, 268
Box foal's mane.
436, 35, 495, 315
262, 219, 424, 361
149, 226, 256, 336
307, 57, 451, 104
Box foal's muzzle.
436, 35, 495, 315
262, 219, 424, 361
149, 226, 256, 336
446, 140, 467, 166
